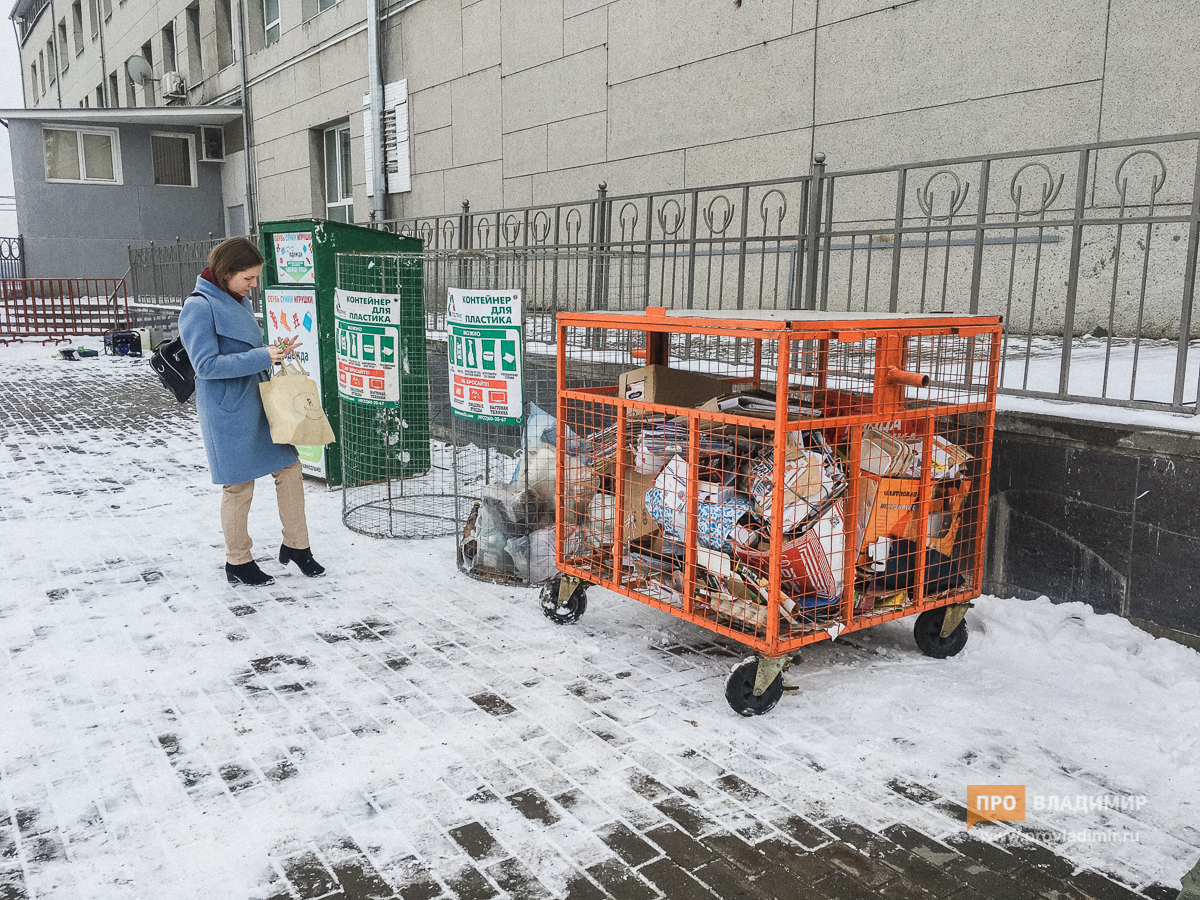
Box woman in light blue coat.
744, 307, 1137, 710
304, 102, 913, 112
179, 237, 326, 585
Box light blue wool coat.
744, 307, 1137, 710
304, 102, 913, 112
178, 276, 297, 485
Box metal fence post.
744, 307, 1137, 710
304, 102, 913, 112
1176, 141, 1200, 412
803, 153, 826, 311
457, 200, 470, 288
969, 159, 991, 315
586, 182, 607, 311
888, 168, 907, 313
594, 182, 611, 310
1059, 148, 1091, 395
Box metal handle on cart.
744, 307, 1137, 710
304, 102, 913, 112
885, 366, 930, 388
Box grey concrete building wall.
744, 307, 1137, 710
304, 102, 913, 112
247, 18, 370, 224
14, 0, 1200, 240
383, 0, 1200, 220
11, 118, 226, 277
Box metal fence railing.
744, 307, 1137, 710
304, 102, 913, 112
0, 237, 24, 281
0, 278, 129, 343
377, 133, 1200, 415
128, 237, 262, 316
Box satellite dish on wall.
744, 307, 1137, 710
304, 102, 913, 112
126, 56, 157, 86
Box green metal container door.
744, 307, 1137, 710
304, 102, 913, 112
334, 252, 432, 483
258, 219, 423, 486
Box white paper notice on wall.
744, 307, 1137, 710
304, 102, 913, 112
363, 79, 411, 196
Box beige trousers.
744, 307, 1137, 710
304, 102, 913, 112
221, 461, 309, 565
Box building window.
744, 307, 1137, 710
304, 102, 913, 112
109, 71, 120, 107
58, 20, 69, 70
323, 123, 352, 223
47, 39, 58, 84
200, 125, 225, 160
95, 84, 105, 107
263, 0, 280, 45
318, 0, 338, 12
215, 0, 235, 69
162, 22, 177, 72
140, 42, 156, 105
30, 63, 39, 102
185, 3, 203, 84
151, 133, 196, 186
88, 0, 100, 38
72, 0, 85, 54
43, 127, 121, 183
37, 52, 47, 94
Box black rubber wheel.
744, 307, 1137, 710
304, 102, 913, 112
724, 657, 784, 716
913, 607, 969, 658
540, 576, 587, 625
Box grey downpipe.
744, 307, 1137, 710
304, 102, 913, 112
367, 0, 384, 223
96, 0, 109, 106
13, 20, 29, 105
49, 0, 62, 107
236, 0, 256, 235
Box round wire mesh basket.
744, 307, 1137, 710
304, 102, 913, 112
336, 248, 645, 580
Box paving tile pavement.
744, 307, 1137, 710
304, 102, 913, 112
0, 358, 1186, 900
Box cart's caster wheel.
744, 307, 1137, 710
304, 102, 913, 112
913, 607, 969, 658
541, 576, 587, 625
725, 656, 784, 717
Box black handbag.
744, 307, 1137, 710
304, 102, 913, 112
150, 336, 196, 403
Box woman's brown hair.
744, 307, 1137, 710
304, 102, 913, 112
208, 237, 264, 289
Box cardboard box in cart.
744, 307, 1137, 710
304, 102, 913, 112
547, 307, 1002, 715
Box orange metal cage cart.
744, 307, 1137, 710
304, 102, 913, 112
545, 307, 1002, 715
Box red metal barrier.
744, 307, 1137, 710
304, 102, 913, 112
0, 278, 130, 344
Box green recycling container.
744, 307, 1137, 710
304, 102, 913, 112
258, 219, 423, 486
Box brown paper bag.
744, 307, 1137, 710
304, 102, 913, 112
259, 360, 336, 446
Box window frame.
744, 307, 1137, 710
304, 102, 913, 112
162, 21, 178, 72
42, 125, 123, 184
263, 0, 280, 45
322, 122, 353, 223
149, 131, 198, 188
57, 20, 70, 71
71, 0, 85, 56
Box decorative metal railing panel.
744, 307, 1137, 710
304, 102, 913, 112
378, 133, 1200, 414
0, 237, 23, 281
129, 237, 262, 314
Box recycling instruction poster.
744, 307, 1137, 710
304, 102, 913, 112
446, 288, 523, 425
334, 288, 401, 408
263, 289, 325, 478
272, 231, 315, 284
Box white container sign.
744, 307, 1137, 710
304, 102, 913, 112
446, 288, 523, 425
264, 289, 325, 477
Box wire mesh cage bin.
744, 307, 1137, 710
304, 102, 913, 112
334, 249, 647, 561
336, 251, 446, 538
443, 249, 646, 584
546, 307, 1002, 714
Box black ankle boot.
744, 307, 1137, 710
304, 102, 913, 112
279, 544, 325, 577
226, 560, 275, 586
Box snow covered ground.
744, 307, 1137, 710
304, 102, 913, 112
0, 339, 1197, 899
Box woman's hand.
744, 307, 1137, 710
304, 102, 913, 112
268, 337, 302, 364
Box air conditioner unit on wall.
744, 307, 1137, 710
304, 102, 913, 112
199, 125, 225, 162
161, 71, 187, 99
